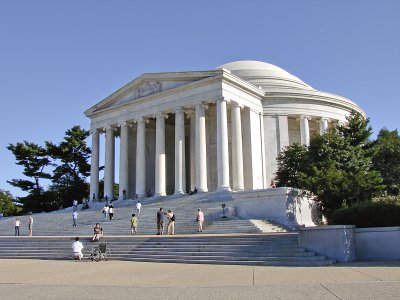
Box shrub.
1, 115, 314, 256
329, 202, 400, 228
372, 195, 400, 205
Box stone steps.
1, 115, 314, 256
0, 192, 336, 266
0, 234, 335, 266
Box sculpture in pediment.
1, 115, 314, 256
133, 81, 162, 99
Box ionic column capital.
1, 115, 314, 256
185, 109, 195, 119
103, 125, 117, 132
154, 112, 168, 119
118, 121, 130, 128
195, 102, 209, 110
174, 107, 184, 114
134, 116, 150, 124
231, 101, 244, 109
300, 115, 309, 120
212, 96, 230, 104
90, 128, 101, 135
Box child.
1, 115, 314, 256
131, 214, 138, 234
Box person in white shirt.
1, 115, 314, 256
14, 218, 21, 236
102, 205, 109, 220
72, 199, 78, 211
72, 211, 78, 227
72, 237, 84, 260
136, 201, 142, 217
108, 205, 114, 220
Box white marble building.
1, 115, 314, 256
85, 60, 364, 200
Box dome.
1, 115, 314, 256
217, 60, 314, 91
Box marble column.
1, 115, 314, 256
174, 108, 185, 194
195, 103, 208, 192
216, 98, 230, 191
277, 115, 290, 151
135, 117, 146, 198
119, 122, 129, 200
89, 129, 100, 201
188, 111, 196, 191
300, 116, 310, 146
155, 113, 166, 196
319, 117, 329, 135
231, 102, 244, 191
104, 126, 115, 200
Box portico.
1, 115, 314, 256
85, 60, 364, 200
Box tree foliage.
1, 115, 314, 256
275, 110, 383, 218
46, 126, 91, 208
0, 190, 22, 216
372, 128, 400, 195
6, 142, 52, 195
7, 126, 91, 212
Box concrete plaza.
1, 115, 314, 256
1, 259, 400, 299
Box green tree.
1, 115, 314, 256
46, 125, 91, 208
7, 142, 52, 194
372, 128, 400, 195
338, 110, 372, 147
275, 143, 308, 187
7, 142, 53, 212
0, 190, 21, 216
275, 111, 383, 219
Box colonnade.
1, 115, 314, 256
89, 99, 332, 201
300, 116, 329, 146
89, 98, 244, 200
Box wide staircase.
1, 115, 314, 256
0, 192, 336, 266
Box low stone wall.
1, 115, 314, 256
355, 227, 400, 261
298, 225, 400, 262
298, 226, 356, 263
232, 188, 318, 228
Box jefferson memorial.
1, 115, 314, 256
85, 60, 364, 201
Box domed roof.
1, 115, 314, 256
217, 60, 314, 91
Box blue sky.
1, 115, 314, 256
1, 0, 399, 197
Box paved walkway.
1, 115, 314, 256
1, 259, 400, 299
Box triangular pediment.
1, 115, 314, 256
85, 70, 221, 116
113, 79, 190, 107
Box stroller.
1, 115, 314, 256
90, 243, 111, 262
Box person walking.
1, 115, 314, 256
196, 208, 204, 232
72, 211, 78, 227
28, 214, 33, 236
131, 213, 138, 234
102, 205, 109, 220
166, 210, 175, 235
72, 199, 78, 211
109, 205, 114, 220
136, 201, 142, 217
122, 189, 127, 200
156, 208, 164, 235
14, 218, 21, 236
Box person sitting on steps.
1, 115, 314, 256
92, 223, 103, 242
189, 187, 198, 195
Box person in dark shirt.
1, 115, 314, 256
92, 223, 103, 242
156, 208, 164, 235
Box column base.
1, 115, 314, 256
174, 191, 185, 195
198, 188, 208, 193
232, 187, 244, 192
217, 186, 231, 192
155, 192, 167, 197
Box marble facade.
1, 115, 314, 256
85, 60, 364, 200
